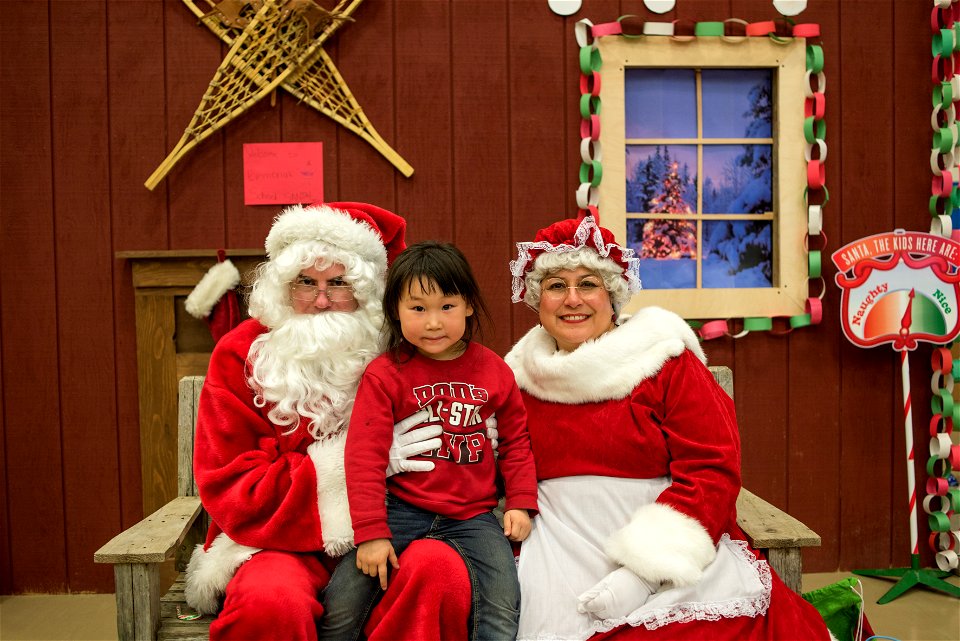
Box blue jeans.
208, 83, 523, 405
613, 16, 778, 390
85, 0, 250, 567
318, 494, 520, 641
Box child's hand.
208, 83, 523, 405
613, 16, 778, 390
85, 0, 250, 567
503, 509, 532, 542
357, 539, 399, 590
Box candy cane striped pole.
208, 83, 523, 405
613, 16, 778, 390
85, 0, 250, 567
900, 349, 919, 556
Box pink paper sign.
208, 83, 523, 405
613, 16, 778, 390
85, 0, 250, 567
243, 142, 323, 205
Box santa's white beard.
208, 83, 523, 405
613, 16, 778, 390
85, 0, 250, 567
247, 309, 382, 439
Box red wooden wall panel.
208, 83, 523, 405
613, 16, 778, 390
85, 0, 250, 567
49, 0, 119, 593
395, 1, 454, 242
224, 101, 282, 248
506, 0, 571, 340
0, 0, 66, 593
452, 0, 512, 355
782, 0, 843, 573
337, 0, 399, 210
164, 1, 227, 248
839, 0, 899, 571
107, 0, 168, 539
0, 335, 7, 593
0, 0, 948, 592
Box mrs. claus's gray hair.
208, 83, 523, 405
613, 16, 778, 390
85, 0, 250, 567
522, 248, 631, 314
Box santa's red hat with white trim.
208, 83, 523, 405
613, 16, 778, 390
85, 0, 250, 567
266, 201, 406, 268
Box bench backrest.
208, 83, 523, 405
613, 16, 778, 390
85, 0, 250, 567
176, 365, 734, 497
178, 376, 204, 498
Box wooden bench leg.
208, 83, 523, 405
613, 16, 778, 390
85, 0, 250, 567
766, 547, 803, 594
113, 563, 160, 641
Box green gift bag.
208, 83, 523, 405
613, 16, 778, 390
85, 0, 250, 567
802, 577, 876, 641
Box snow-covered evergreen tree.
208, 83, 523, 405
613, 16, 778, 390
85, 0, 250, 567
702, 78, 773, 284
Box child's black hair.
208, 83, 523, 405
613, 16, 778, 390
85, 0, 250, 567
383, 241, 491, 360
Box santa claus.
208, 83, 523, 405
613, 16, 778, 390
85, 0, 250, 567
183, 202, 470, 641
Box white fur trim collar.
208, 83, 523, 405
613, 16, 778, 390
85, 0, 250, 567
505, 306, 705, 403
184, 533, 260, 614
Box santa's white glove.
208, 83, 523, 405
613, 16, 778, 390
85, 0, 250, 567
577, 567, 658, 621
386, 409, 443, 477
485, 414, 499, 454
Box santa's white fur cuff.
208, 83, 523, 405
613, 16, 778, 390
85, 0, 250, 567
307, 436, 354, 556
184, 533, 260, 614
605, 502, 716, 588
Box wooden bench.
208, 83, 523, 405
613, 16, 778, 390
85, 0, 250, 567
95, 367, 820, 641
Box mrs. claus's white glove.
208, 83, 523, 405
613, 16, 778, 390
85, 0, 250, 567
386, 409, 443, 477
577, 567, 658, 621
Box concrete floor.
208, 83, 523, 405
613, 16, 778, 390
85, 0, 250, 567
1, 572, 957, 640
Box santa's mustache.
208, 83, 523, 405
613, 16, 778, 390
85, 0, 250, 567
247, 310, 382, 438
266, 311, 380, 360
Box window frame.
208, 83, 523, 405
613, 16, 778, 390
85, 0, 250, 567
597, 36, 808, 319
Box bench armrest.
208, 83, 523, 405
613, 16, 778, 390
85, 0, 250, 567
736, 488, 820, 594
95, 496, 203, 564
736, 488, 820, 549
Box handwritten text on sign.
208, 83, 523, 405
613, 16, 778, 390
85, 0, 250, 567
243, 142, 323, 206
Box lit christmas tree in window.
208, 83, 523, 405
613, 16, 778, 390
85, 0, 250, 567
641, 159, 697, 260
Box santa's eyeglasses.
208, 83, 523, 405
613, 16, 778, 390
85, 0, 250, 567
290, 278, 356, 303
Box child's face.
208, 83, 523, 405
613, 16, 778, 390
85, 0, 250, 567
397, 277, 473, 360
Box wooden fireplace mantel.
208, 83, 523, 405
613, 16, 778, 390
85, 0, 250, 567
118, 249, 265, 518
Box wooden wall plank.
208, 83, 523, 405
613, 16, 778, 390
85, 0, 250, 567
49, 0, 118, 593
224, 98, 281, 249
838, 0, 897, 571
0, 329, 9, 592
0, 0, 67, 592
395, 0, 453, 243
506, 1, 586, 344
163, 1, 226, 247
778, 0, 842, 573
108, 0, 170, 536
452, 0, 511, 355
135, 294, 179, 519
279, 43, 343, 208
335, 0, 397, 208
280, 28, 344, 205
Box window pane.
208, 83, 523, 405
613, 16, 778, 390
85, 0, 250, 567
702, 144, 772, 214
625, 69, 696, 139
701, 69, 772, 138
626, 145, 698, 213
628, 218, 698, 289
702, 220, 773, 288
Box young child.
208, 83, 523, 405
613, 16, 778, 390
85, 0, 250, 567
318, 241, 538, 641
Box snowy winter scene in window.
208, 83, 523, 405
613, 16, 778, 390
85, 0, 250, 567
624, 68, 774, 290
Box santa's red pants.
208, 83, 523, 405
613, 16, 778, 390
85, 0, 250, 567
211, 540, 471, 641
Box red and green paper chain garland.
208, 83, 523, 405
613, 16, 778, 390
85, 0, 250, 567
928, 346, 960, 571
930, 0, 960, 239
574, 17, 826, 340
926, 0, 960, 574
